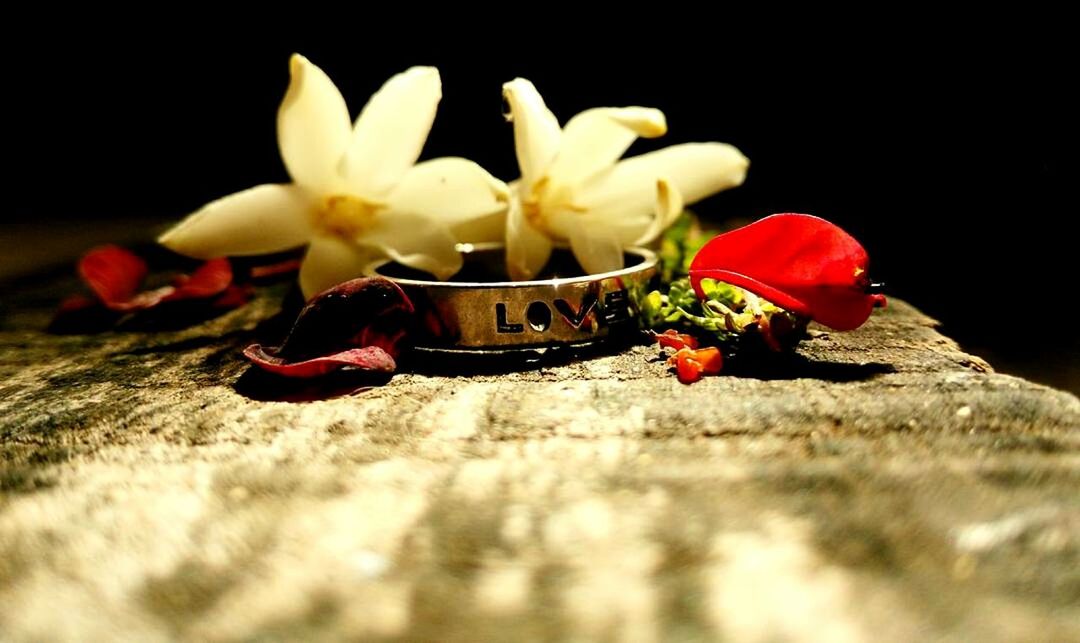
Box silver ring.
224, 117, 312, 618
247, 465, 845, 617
365, 243, 658, 352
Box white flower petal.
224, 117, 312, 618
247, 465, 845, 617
387, 157, 510, 243
546, 107, 667, 192
543, 208, 581, 242
505, 195, 553, 281
576, 143, 749, 221
158, 184, 312, 259
448, 212, 507, 247
359, 212, 463, 280
277, 54, 352, 193
502, 78, 561, 192
299, 234, 383, 299
634, 178, 685, 245
581, 177, 684, 249
569, 212, 648, 247
568, 229, 625, 275
341, 66, 442, 198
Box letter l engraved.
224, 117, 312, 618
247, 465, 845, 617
496, 303, 525, 333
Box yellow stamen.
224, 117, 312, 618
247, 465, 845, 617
313, 195, 384, 238
522, 176, 587, 236
523, 177, 551, 235
522, 198, 547, 233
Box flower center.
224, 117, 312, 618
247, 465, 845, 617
522, 198, 549, 234
522, 177, 585, 238
313, 195, 384, 238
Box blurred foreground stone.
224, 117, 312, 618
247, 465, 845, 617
1, 275, 1077, 642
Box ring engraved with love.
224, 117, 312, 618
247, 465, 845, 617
366, 244, 658, 353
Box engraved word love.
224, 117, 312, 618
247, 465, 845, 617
495, 290, 632, 334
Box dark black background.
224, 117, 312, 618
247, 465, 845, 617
6, 16, 1076, 390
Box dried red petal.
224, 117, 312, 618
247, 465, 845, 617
56, 294, 99, 315
249, 258, 302, 280
655, 329, 699, 350
74, 247, 247, 313
671, 349, 704, 384
667, 346, 723, 384
689, 214, 887, 331
163, 258, 234, 301
243, 344, 396, 378
242, 277, 414, 379
691, 346, 724, 374
78, 245, 149, 309
275, 277, 414, 362
56, 247, 251, 333
211, 284, 255, 309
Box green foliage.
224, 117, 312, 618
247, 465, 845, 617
657, 211, 709, 284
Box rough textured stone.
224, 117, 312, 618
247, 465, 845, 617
1, 275, 1078, 641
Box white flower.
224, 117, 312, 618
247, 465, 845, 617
159, 55, 509, 298
501, 78, 749, 280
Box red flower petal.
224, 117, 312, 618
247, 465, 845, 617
56, 247, 251, 332
77, 247, 249, 313
691, 346, 724, 375
243, 344, 396, 378
667, 347, 723, 384
249, 258, 302, 280
274, 277, 414, 362
163, 257, 234, 301
654, 329, 699, 350
242, 277, 414, 379
78, 245, 150, 310
689, 213, 886, 331
211, 284, 255, 309
56, 294, 100, 315
675, 354, 703, 384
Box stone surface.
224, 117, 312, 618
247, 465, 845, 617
1, 275, 1078, 641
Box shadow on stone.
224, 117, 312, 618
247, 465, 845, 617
400, 337, 638, 377
128, 330, 252, 355
726, 352, 896, 382
233, 366, 394, 402
48, 301, 247, 335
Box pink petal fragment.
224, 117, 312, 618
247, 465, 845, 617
243, 344, 397, 378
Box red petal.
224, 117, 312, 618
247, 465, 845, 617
655, 329, 699, 350
164, 258, 234, 301
249, 258, 302, 280
275, 277, 414, 362
692, 346, 724, 374
689, 213, 886, 331
78, 245, 148, 309
667, 347, 722, 384
211, 284, 255, 309
674, 350, 705, 384
56, 294, 99, 314
240, 277, 413, 381
76, 247, 246, 313
122, 286, 177, 310
243, 344, 396, 378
